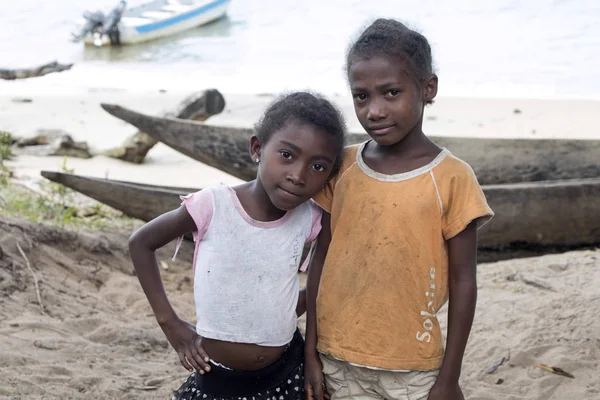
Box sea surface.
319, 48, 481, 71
1, 0, 600, 99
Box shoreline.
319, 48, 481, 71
2, 90, 599, 189
3, 91, 600, 141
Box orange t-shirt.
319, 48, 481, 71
313, 142, 494, 370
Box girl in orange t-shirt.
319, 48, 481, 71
305, 19, 493, 400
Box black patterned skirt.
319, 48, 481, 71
172, 330, 304, 400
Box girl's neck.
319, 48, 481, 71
362, 118, 443, 176
373, 123, 435, 159
234, 180, 286, 222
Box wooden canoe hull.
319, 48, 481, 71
41, 172, 600, 252
479, 177, 600, 248
100, 103, 600, 185
102, 103, 256, 181
40, 171, 197, 223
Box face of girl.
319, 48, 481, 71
349, 55, 436, 147
251, 121, 337, 210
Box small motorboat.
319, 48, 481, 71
72, 0, 231, 46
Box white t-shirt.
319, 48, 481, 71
175, 185, 321, 346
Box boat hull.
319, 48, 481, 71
40, 172, 600, 251
80, 0, 230, 46
40, 171, 197, 223
100, 103, 600, 185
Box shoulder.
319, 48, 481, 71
186, 184, 236, 202
331, 143, 361, 183
435, 153, 494, 237
312, 144, 364, 212
180, 186, 216, 203
180, 186, 218, 217
433, 152, 478, 182
295, 199, 322, 218
342, 143, 361, 157
341, 144, 360, 167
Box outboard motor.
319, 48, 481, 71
71, 10, 105, 42
71, 1, 127, 46
102, 1, 127, 45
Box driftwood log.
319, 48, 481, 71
103, 89, 225, 163
13, 129, 92, 159
0, 61, 73, 80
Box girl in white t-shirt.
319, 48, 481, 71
128, 92, 346, 400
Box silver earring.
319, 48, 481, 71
255, 158, 260, 163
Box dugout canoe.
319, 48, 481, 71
40, 171, 197, 222
480, 177, 600, 249
40, 171, 600, 252
100, 103, 600, 185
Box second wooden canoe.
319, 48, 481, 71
101, 103, 600, 185
41, 171, 600, 252
40, 171, 197, 223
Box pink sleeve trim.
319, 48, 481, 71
307, 201, 323, 242
172, 189, 214, 262
299, 241, 316, 273
299, 201, 323, 272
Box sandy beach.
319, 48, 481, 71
2, 89, 599, 188
1, 88, 600, 399
1, 215, 598, 399
2, 0, 600, 397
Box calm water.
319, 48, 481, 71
1, 0, 600, 99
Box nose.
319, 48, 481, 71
367, 97, 387, 121
286, 163, 307, 187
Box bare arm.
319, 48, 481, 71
128, 205, 196, 324
305, 212, 331, 355
304, 212, 332, 400
297, 286, 307, 317
128, 205, 211, 373
429, 220, 478, 400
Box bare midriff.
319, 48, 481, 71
203, 338, 287, 371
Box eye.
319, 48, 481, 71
353, 93, 367, 102
312, 164, 327, 172
387, 89, 401, 97
279, 150, 293, 160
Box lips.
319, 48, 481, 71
277, 186, 301, 198
368, 124, 395, 135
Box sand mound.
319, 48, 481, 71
453, 249, 600, 399
0, 216, 196, 399
0, 216, 598, 399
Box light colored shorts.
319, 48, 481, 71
320, 353, 439, 400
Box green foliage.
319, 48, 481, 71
0, 156, 135, 231
0, 131, 13, 187
39, 157, 77, 228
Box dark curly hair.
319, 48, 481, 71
346, 19, 435, 104
254, 92, 346, 176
